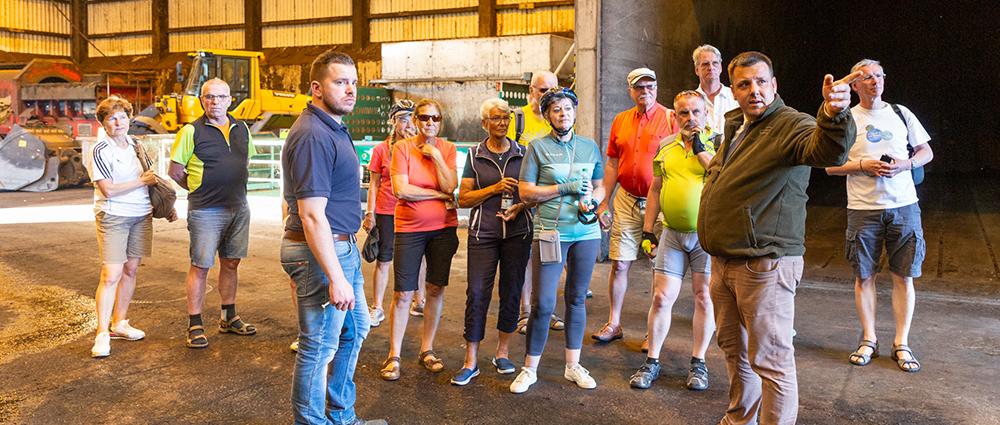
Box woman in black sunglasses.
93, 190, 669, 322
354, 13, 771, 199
381, 99, 460, 380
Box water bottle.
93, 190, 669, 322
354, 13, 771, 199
500, 190, 514, 212
578, 167, 592, 204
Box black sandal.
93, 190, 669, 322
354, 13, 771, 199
891, 344, 921, 372
849, 339, 878, 366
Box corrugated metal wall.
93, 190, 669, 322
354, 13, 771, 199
262, 0, 350, 22
0, 0, 70, 55
169, 29, 244, 52
89, 35, 153, 57
262, 0, 351, 48
88, 0, 152, 56
168, 0, 243, 52
497, 4, 573, 36
262, 22, 351, 49
370, 12, 478, 43
370, 0, 475, 15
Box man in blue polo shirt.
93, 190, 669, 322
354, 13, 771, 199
280, 50, 385, 425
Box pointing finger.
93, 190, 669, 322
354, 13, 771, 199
834, 70, 864, 87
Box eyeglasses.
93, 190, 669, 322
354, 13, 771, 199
417, 114, 442, 122
202, 94, 231, 101
487, 116, 511, 123
631, 83, 657, 91
532, 85, 556, 93
861, 73, 886, 82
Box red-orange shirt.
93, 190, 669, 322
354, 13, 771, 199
606, 102, 678, 197
390, 138, 458, 232
368, 139, 399, 215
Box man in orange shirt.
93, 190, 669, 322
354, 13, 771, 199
593, 68, 678, 343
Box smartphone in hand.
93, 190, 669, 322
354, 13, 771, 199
880, 154, 894, 163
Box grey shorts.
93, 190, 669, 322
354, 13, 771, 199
187, 204, 251, 269
95, 212, 152, 264
846, 202, 926, 279
652, 227, 710, 278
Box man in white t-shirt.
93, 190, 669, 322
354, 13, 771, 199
692, 45, 739, 136
825, 59, 933, 373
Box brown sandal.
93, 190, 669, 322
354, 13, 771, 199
849, 339, 879, 366
891, 344, 922, 372
418, 350, 445, 373
380, 356, 401, 381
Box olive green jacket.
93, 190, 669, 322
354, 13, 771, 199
698, 95, 855, 258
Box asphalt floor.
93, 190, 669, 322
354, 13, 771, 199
0, 174, 998, 425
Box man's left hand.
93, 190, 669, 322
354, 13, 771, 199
822, 70, 864, 116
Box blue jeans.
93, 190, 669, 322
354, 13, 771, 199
281, 238, 370, 425
187, 203, 250, 268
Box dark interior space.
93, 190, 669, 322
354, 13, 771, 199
655, 0, 1000, 176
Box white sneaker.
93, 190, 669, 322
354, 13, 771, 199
110, 319, 145, 341
91, 332, 111, 358
509, 367, 537, 394
564, 363, 597, 389
369, 307, 385, 327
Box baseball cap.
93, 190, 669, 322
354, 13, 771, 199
627, 68, 657, 86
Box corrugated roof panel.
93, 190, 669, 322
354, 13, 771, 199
262, 0, 351, 22
169, 29, 245, 52
262, 21, 351, 48
496, 0, 570, 5
370, 12, 476, 43
89, 34, 152, 57
88, 0, 152, 35
169, 0, 243, 28
497, 5, 573, 36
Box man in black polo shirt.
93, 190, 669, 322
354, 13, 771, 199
280, 50, 384, 425
169, 78, 257, 349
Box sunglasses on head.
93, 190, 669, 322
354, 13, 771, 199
417, 114, 442, 122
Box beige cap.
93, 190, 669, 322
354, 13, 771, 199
627, 67, 657, 86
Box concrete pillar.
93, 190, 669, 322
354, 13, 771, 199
573, 0, 600, 142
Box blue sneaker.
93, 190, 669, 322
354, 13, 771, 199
492, 357, 517, 374
450, 367, 480, 386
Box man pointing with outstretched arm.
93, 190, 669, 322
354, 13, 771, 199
698, 51, 861, 425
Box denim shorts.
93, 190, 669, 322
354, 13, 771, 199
95, 212, 152, 264
652, 227, 711, 278
187, 203, 250, 268
846, 202, 926, 279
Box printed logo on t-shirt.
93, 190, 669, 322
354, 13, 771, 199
865, 125, 894, 143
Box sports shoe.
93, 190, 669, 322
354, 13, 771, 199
289, 338, 299, 353
564, 363, 597, 389
110, 319, 145, 341
509, 367, 537, 394
591, 323, 623, 343
629, 361, 661, 389
409, 299, 425, 317
687, 359, 709, 391
586, 289, 593, 299
91, 332, 111, 358
450, 367, 480, 386
369, 307, 385, 327
492, 357, 517, 374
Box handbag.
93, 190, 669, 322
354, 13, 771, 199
133, 141, 177, 219
362, 225, 380, 263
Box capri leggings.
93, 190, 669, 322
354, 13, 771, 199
525, 238, 601, 356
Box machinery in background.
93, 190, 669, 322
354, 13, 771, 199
131, 50, 311, 135
0, 59, 102, 139
0, 125, 88, 192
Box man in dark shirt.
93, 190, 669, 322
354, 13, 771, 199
280, 50, 385, 425
169, 78, 257, 349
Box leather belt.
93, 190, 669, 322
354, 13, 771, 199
284, 230, 353, 243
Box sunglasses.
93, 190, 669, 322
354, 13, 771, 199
417, 114, 442, 122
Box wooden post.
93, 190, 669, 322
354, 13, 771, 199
152, 0, 169, 58
245, 0, 262, 51
352, 0, 369, 49
479, 0, 497, 37
70, 0, 87, 63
